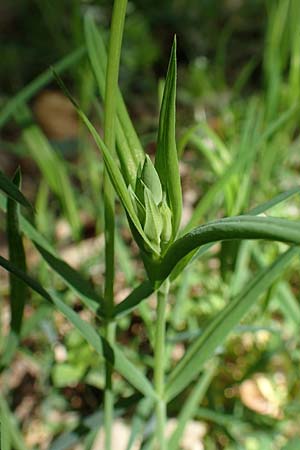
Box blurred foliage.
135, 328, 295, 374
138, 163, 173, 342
1, 1, 300, 449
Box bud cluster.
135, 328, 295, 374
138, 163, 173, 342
129, 155, 173, 255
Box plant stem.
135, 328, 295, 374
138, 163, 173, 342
154, 278, 170, 450
103, 1, 127, 449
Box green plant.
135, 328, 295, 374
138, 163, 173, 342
1, 3, 300, 450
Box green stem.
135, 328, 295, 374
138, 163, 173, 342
103, 1, 127, 449
154, 278, 169, 450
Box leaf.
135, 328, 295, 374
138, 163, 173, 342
165, 247, 299, 401
114, 281, 154, 318
176, 186, 300, 281
0, 257, 157, 400
0, 394, 28, 450
0, 255, 52, 303
34, 243, 103, 316
125, 398, 154, 450
0, 169, 32, 209
0, 47, 85, 129
1, 170, 28, 368
0, 191, 103, 316
155, 215, 300, 282
54, 72, 156, 253
282, 437, 300, 450
84, 13, 144, 186
155, 37, 182, 239
168, 360, 217, 450
49, 291, 157, 400
15, 105, 81, 239
249, 186, 300, 215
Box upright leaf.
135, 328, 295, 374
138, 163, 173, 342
0, 169, 32, 209
2, 170, 28, 367
54, 73, 156, 253
84, 13, 144, 186
14, 105, 81, 239
155, 37, 182, 239
168, 360, 217, 450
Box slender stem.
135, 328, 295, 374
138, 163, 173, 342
103, 1, 127, 449
154, 278, 169, 450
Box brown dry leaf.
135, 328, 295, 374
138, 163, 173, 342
239, 374, 284, 418
33, 90, 79, 140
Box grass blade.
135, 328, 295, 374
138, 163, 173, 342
0, 47, 85, 129
125, 398, 154, 450
15, 105, 81, 239
1, 170, 28, 367
0, 191, 103, 316
0, 169, 32, 209
34, 243, 103, 316
166, 246, 299, 400
0, 394, 28, 450
49, 291, 157, 400
167, 360, 217, 450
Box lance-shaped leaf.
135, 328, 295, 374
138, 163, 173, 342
54, 72, 157, 254
114, 280, 154, 318
155, 37, 182, 239
0, 191, 104, 317
167, 360, 217, 450
0, 256, 157, 400
14, 105, 81, 239
153, 215, 300, 282
84, 13, 144, 186
33, 243, 103, 315
0, 169, 32, 209
2, 170, 28, 368
166, 246, 299, 400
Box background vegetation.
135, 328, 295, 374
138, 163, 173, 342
1, 1, 300, 449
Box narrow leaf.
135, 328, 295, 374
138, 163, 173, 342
0, 257, 157, 399
114, 281, 154, 318
0, 394, 29, 450
48, 291, 157, 400
0, 47, 85, 129
0, 169, 32, 209
156, 215, 300, 282
34, 243, 103, 315
166, 247, 299, 400
54, 72, 155, 252
155, 37, 182, 238
1, 170, 28, 367
168, 360, 217, 450
84, 13, 144, 186
15, 105, 81, 239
